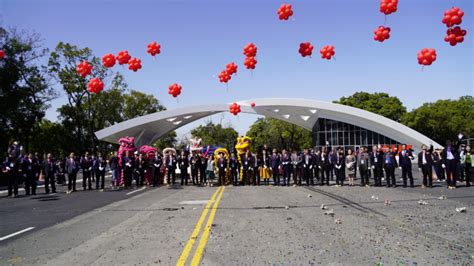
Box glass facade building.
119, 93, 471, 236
312, 118, 400, 151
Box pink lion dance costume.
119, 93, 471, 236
139, 145, 157, 186
118, 137, 136, 186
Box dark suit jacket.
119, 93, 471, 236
383, 152, 398, 168
370, 151, 383, 167
398, 150, 414, 168
418, 151, 434, 168
42, 159, 56, 176
66, 158, 79, 174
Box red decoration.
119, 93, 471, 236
244, 56, 257, 70
299, 42, 314, 57
374, 26, 391, 42
442, 7, 464, 28
0, 50, 5, 59
380, 0, 398, 15
226, 62, 238, 75
320, 45, 335, 60
128, 58, 142, 72
168, 83, 182, 98
116, 50, 131, 65
147, 41, 161, 56
277, 4, 293, 20
102, 53, 116, 68
229, 102, 241, 116
444, 26, 467, 46
250, 102, 256, 108
417, 48, 437, 66
76, 61, 92, 78
243, 43, 257, 57
218, 70, 232, 83
87, 77, 104, 94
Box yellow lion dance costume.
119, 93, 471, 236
235, 136, 252, 183
213, 148, 231, 186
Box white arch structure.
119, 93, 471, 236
95, 98, 442, 150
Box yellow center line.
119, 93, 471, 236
190, 186, 226, 266
176, 187, 222, 266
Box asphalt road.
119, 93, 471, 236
0, 173, 473, 265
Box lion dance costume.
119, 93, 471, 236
235, 136, 252, 183
117, 137, 136, 186
139, 145, 157, 185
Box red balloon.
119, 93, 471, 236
380, 0, 398, 15
147, 41, 161, 56
442, 7, 465, 28
299, 42, 314, 57
417, 48, 437, 66
250, 102, 256, 108
128, 58, 142, 72
320, 45, 335, 60
229, 102, 241, 116
226, 62, 238, 75
0, 50, 5, 59
102, 53, 116, 68
277, 4, 294, 20
116, 50, 131, 65
243, 43, 257, 57
87, 77, 104, 94
373, 26, 391, 42
76, 61, 92, 78
218, 70, 232, 83
444, 26, 467, 46
168, 83, 182, 98
244, 56, 257, 70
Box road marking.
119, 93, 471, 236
176, 187, 222, 266
0, 227, 35, 241
179, 200, 213, 205
126, 187, 147, 195
190, 186, 225, 266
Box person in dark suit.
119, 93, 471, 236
329, 149, 337, 181
42, 153, 56, 194
217, 152, 227, 186
358, 147, 371, 187
109, 152, 120, 189
270, 149, 280, 186
370, 145, 383, 186
165, 152, 177, 185
198, 152, 206, 186
383, 147, 398, 187
190, 152, 199, 185
66, 153, 79, 193
290, 150, 302, 185
242, 151, 251, 185
3, 155, 19, 198
281, 150, 291, 186
312, 150, 321, 182
398, 144, 415, 188
442, 139, 460, 189
320, 148, 330, 186
152, 151, 163, 187
178, 151, 189, 185
80, 152, 93, 191
229, 153, 239, 186
23, 153, 38, 195
252, 153, 260, 186
135, 153, 146, 187
123, 151, 134, 188
90, 154, 97, 183
96, 153, 107, 191
301, 149, 313, 186
418, 144, 434, 188
334, 148, 345, 186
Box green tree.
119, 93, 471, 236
335, 92, 406, 122
153, 131, 178, 150
247, 118, 312, 152
191, 121, 238, 149
0, 29, 56, 152
29, 119, 68, 157
401, 96, 474, 145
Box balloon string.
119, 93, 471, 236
384, 15, 387, 25
251, 70, 253, 78
421, 65, 424, 72
226, 83, 229, 93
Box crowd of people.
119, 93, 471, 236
2, 139, 472, 198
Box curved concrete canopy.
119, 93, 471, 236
95, 98, 442, 150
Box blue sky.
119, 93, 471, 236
2, 0, 473, 141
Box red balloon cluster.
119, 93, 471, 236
218, 70, 232, 83
147, 41, 161, 56
128, 58, 142, 72
244, 56, 257, 69
417, 48, 437, 66
299, 42, 314, 57
229, 102, 241, 116
444, 26, 467, 46
76, 61, 92, 78
102, 53, 116, 68
87, 77, 104, 94
250, 102, 256, 108
116, 50, 131, 65
243, 43, 257, 57
442, 7, 464, 28
380, 0, 398, 15
0, 50, 5, 59
277, 4, 293, 20
374, 26, 391, 42
320, 45, 335, 60
168, 83, 182, 98
226, 62, 238, 75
